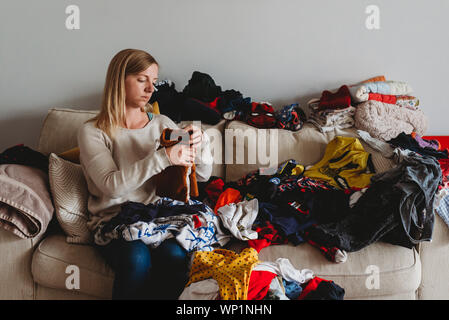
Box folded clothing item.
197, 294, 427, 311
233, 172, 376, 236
308, 105, 356, 133
318, 85, 352, 110
368, 93, 420, 110
349, 81, 413, 103
354, 100, 428, 141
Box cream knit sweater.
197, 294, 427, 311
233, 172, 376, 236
77, 113, 213, 232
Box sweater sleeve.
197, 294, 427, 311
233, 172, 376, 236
77, 122, 172, 199
194, 130, 213, 182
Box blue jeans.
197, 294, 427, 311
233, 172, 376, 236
97, 238, 189, 300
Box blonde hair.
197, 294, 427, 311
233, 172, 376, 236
87, 49, 158, 139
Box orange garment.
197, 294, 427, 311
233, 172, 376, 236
214, 188, 242, 214
361, 75, 386, 83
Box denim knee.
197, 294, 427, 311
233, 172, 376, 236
152, 239, 187, 272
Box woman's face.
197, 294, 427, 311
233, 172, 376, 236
124, 63, 159, 110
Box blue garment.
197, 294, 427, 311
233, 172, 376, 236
96, 238, 188, 300
282, 279, 303, 300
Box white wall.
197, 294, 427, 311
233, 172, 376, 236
1, 0, 448, 151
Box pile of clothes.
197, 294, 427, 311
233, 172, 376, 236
179, 247, 344, 300
307, 85, 356, 133
306, 75, 427, 138
150, 71, 306, 131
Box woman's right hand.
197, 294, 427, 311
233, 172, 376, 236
165, 143, 196, 167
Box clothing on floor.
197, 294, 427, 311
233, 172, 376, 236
217, 198, 259, 241
304, 136, 375, 190
187, 247, 260, 300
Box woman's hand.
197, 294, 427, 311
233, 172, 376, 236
182, 124, 203, 152
165, 143, 195, 167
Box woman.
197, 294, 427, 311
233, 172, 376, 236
77, 48, 213, 300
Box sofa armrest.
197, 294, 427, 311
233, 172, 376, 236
0, 227, 45, 299
417, 214, 449, 299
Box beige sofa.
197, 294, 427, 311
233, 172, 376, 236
1, 107, 448, 300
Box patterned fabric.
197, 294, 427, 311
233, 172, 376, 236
187, 247, 259, 300
94, 198, 231, 252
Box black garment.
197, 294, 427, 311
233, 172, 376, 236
182, 71, 222, 102
388, 132, 449, 159
150, 81, 184, 123
0, 144, 49, 174
180, 98, 222, 125
307, 152, 441, 252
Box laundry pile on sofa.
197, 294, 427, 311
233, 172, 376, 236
150, 71, 306, 131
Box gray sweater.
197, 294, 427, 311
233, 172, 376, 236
77, 113, 213, 232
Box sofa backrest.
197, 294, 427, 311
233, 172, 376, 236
37, 108, 226, 178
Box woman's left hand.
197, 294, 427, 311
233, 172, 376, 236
183, 124, 202, 151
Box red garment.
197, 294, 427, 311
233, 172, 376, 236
204, 178, 224, 207
318, 85, 351, 110
297, 277, 332, 300
368, 93, 397, 104
214, 188, 242, 214
247, 271, 277, 300
246, 102, 277, 128
248, 221, 288, 253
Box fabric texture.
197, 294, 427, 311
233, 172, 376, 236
354, 100, 428, 141
0, 164, 54, 239
217, 199, 259, 241
304, 136, 375, 190
187, 247, 259, 300
48, 153, 91, 244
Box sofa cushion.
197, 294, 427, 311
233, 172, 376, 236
31, 233, 114, 299
227, 239, 421, 299
32, 232, 420, 300
48, 153, 91, 244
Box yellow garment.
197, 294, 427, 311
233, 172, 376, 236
186, 247, 259, 300
58, 147, 80, 163
291, 164, 304, 176
304, 136, 374, 189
